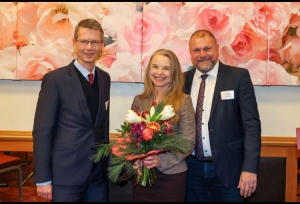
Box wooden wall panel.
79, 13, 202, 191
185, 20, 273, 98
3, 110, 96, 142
0, 131, 298, 201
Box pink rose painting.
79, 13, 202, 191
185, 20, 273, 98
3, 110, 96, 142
0, 2, 299, 85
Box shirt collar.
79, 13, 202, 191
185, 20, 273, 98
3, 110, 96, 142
74, 59, 95, 78
195, 60, 219, 79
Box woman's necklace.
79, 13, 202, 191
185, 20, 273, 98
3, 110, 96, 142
152, 91, 158, 106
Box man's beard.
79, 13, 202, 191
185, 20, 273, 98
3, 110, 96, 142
195, 57, 217, 73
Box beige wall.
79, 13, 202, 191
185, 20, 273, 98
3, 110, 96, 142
0, 80, 299, 137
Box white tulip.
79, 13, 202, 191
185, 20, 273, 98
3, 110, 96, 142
124, 110, 142, 123
150, 106, 155, 117
159, 105, 175, 120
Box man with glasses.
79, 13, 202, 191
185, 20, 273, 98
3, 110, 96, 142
32, 18, 111, 202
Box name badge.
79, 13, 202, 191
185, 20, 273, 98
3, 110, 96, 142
221, 90, 234, 100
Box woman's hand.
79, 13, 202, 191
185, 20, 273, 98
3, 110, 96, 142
133, 159, 142, 169
142, 155, 160, 169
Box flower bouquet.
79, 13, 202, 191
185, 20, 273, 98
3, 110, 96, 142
90, 102, 191, 187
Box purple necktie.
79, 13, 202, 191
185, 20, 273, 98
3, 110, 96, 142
195, 74, 208, 160
88, 73, 94, 85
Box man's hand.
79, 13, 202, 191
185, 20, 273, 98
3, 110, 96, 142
37, 184, 52, 200
237, 171, 257, 198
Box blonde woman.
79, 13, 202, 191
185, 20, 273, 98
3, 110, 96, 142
131, 49, 196, 202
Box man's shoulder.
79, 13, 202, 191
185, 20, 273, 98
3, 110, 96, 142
52, 64, 70, 73
95, 66, 111, 80
183, 67, 195, 77
41, 62, 73, 80
220, 61, 247, 72
220, 62, 250, 78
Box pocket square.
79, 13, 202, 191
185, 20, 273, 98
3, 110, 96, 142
105, 100, 109, 110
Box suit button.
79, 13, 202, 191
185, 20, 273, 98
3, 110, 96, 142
209, 129, 213, 132
91, 147, 94, 151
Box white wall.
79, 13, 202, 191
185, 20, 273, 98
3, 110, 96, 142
0, 80, 299, 137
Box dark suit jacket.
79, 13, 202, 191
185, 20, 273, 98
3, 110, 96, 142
183, 61, 261, 188
33, 60, 110, 185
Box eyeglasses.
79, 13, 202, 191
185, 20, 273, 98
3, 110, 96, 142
76, 40, 103, 47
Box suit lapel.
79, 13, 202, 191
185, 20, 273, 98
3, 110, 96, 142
68, 63, 94, 126
94, 67, 104, 127
209, 62, 228, 120
184, 68, 196, 95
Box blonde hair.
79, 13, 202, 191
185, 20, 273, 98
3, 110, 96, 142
139, 49, 185, 122
74, 18, 105, 42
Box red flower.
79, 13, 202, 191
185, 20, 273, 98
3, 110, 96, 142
141, 110, 149, 119
147, 122, 160, 132
142, 128, 154, 141
133, 109, 140, 116
132, 109, 149, 119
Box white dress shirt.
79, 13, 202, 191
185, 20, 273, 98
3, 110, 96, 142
191, 61, 219, 157
74, 59, 95, 81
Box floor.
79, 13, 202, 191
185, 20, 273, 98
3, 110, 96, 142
0, 152, 300, 202
0, 152, 48, 202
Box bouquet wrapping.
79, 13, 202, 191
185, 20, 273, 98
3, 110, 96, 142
90, 102, 191, 187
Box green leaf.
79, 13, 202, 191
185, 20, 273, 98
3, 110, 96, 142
107, 157, 135, 183
116, 122, 131, 136
156, 114, 162, 121
146, 114, 150, 121
89, 143, 112, 163
155, 102, 165, 115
